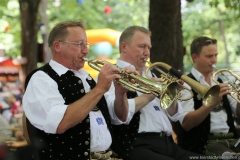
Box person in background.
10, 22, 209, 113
102, 26, 201, 160
22, 20, 137, 160
0, 92, 13, 123
176, 36, 240, 157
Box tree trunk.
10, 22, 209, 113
149, 0, 184, 72
19, 0, 41, 86
218, 19, 230, 68
39, 0, 52, 63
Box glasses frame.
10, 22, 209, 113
59, 40, 91, 49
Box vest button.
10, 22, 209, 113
78, 80, 82, 84
85, 141, 89, 145
80, 89, 84, 93
86, 119, 90, 123
86, 130, 90, 134
84, 152, 88, 156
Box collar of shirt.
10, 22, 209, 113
191, 67, 218, 86
49, 59, 89, 78
49, 59, 91, 92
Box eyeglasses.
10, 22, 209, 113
59, 40, 91, 49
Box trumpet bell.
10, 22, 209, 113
145, 61, 220, 108
160, 82, 178, 110
180, 74, 220, 107
201, 85, 220, 107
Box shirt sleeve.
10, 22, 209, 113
166, 101, 184, 122
22, 71, 68, 133
177, 83, 195, 124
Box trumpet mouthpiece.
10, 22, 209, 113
143, 58, 151, 65
82, 57, 88, 62
212, 64, 216, 68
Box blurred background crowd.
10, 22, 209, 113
0, 81, 24, 143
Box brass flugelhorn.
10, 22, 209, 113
212, 65, 240, 103
83, 57, 179, 109
145, 60, 220, 107
144, 60, 193, 101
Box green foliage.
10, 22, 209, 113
0, 0, 21, 58
209, 0, 240, 12
46, 0, 148, 31
47, 0, 148, 59
0, 0, 240, 70
0, 0, 149, 59
182, 0, 240, 72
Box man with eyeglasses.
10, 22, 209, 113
175, 36, 240, 158
22, 20, 136, 160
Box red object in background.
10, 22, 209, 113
10, 102, 19, 115
0, 57, 20, 82
104, 6, 112, 14
5, 25, 10, 32
0, 57, 17, 66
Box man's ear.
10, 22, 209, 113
53, 41, 61, 52
191, 53, 198, 63
120, 42, 127, 53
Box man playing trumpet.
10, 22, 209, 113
22, 19, 138, 160
176, 36, 240, 157
101, 26, 201, 160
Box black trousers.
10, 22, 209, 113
129, 133, 202, 160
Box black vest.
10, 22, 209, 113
24, 63, 121, 160
111, 63, 156, 160
175, 73, 238, 154
112, 91, 139, 160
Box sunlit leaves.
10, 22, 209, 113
182, 0, 240, 70
0, 0, 21, 57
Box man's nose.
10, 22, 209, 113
144, 48, 150, 56
82, 47, 89, 55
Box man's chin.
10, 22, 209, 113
76, 63, 84, 70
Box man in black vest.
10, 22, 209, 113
103, 26, 201, 160
22, 20, 137, 160
176, 36, 240, 157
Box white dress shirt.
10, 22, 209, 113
22, 59, 123, 152
104, 59, 184, 136
179, 67, 237, 133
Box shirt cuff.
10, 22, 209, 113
167, 101, 184, 122
43, 104, 68, 133
123, 99, 135, 124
